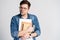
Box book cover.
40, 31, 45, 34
19, 19, 33, 40
19, 19, 32, 31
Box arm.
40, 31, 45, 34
10, 16, 19, 38
31, 16, 41, 37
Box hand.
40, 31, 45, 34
23, 33, 30, 39
31, 32, 37, 37
18, 31, 25, 37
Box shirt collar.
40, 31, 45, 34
19, 13, 30, 19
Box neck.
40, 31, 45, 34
22, 14, 28, 19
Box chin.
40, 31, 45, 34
20, 13, 25, 16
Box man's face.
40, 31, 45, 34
20, 4, 29, 16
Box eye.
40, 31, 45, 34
20, 7, 28, 10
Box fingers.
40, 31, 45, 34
23, 33, 30, 39
18, 31, 25, 37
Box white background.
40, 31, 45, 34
0, 0, 60, 40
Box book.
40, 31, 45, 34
19, 19, 32, 31
19, 19, 33, 40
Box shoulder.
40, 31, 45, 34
11, 14, 20, 20
28, 14, 38, 19
12, 14, 20, 18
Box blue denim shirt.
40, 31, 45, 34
10, 13, 41, 40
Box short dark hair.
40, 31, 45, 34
20, 0, 31, 8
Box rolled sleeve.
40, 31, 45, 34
33, 15, 41, 37
11, 31, 19, 38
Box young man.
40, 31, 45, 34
10, 0, 41, 40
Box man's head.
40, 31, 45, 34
19, 0, 31, 16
